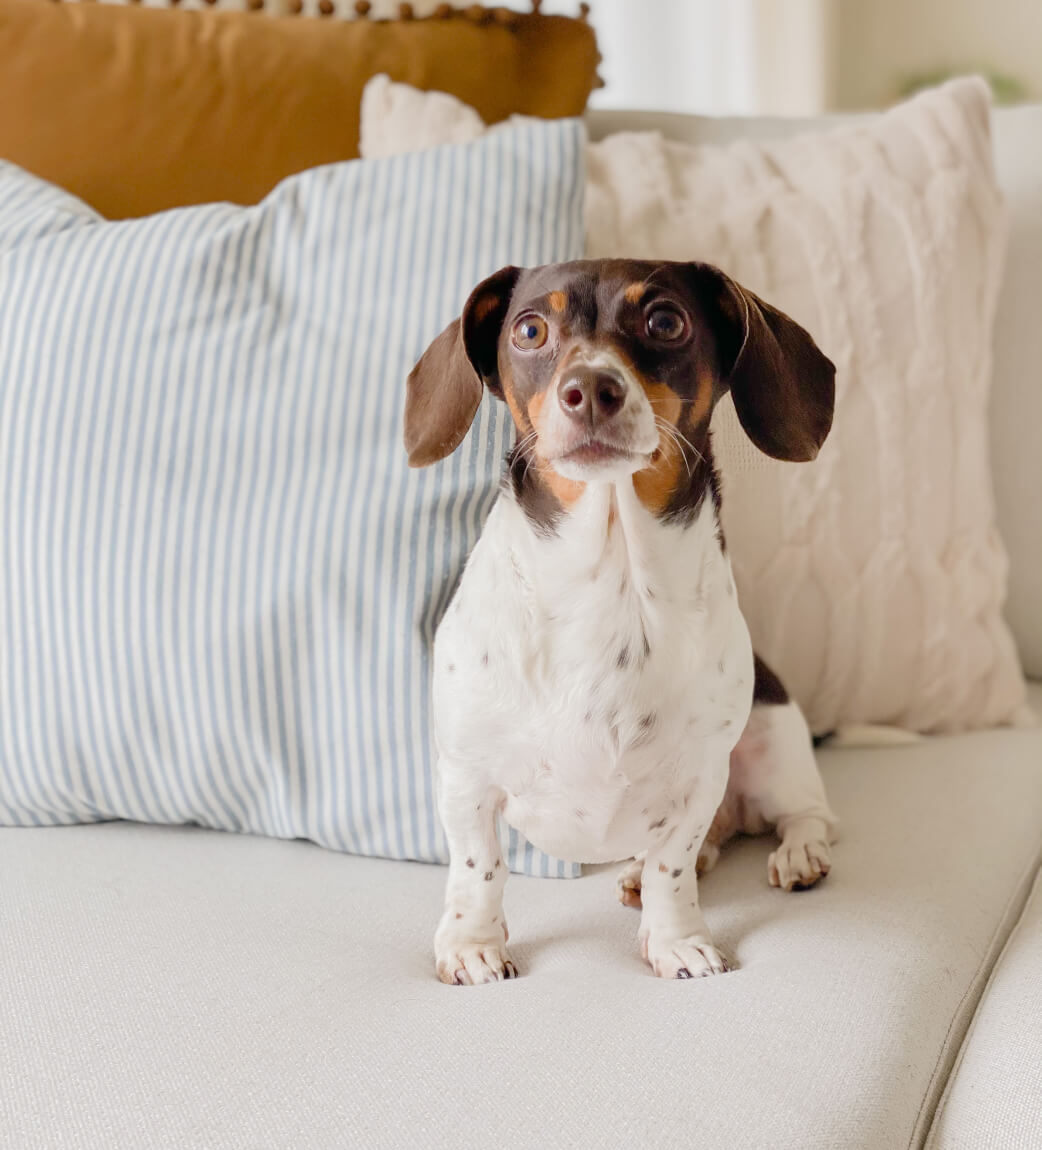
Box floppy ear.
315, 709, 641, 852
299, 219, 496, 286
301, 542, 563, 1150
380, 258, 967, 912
687, 263, 835, 462
404, 266, 520, 468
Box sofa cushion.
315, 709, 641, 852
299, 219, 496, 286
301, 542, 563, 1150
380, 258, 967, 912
360, 77, 1029, 734
3, 684, 1040, 1149
0, 119, 585, 876
926, 868, 1042, 1149
0, 0, 598, 219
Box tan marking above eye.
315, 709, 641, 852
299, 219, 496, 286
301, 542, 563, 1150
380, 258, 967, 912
547, 291, 567, 313
624, 283, 645, 304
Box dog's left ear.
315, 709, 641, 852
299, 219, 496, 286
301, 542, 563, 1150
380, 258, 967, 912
686, 263, 835, 462
404, 266, 520, 468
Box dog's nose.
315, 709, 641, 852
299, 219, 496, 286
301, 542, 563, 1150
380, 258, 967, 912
557, 368, 626, 426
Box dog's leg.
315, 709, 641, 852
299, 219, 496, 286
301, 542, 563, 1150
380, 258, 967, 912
637, 758, 734, 979
433, 766, 516, 985
731, 701, 838, 891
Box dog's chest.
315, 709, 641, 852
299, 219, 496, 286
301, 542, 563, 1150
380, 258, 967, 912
434, 487, 751, 863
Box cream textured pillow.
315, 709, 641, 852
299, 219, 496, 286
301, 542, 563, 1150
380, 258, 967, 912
361, 76, 1027, 734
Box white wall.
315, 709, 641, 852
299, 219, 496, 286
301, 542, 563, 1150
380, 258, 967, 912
551, 0, 1038, 114
832, 0, 1042, 108
560, 0, 832, 115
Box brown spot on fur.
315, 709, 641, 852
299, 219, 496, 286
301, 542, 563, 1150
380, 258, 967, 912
484, 871, 494, 881
672, 868, 682, 878
624, 282, 646, 304
650, 817, 667, 830
547, 290, 567, 313
658, 863, 668, 873
466, 858, 475, 868
455, 912, 462, 919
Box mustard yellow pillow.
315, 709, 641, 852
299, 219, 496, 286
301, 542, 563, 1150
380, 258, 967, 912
0, 0, 597, 218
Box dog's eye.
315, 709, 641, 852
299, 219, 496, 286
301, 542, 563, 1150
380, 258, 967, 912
512, 315, 548, 351
646, 307, 687, 342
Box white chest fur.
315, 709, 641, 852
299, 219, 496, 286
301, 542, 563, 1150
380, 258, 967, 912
432, 483, 753, 865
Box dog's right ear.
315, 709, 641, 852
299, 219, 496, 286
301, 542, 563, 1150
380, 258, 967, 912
404, 266, 520, 468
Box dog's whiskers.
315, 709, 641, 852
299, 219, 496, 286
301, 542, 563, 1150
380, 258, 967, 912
653, 416, 702, 479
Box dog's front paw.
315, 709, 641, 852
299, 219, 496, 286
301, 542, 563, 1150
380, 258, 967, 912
640, 931, 734, 980
769, 821, 832, 891
435, 927, 517, 985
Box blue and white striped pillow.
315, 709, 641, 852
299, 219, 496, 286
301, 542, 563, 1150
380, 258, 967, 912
0, 120, 586, 876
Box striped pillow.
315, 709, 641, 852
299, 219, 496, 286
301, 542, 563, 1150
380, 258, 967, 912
0, 121, 586, 877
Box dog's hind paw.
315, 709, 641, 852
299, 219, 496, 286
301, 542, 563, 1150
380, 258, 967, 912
768, 819, 832, 891
695, 841, 721, 876
616, 858, 643, 908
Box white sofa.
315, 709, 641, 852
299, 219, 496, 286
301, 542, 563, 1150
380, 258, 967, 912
3, 104, 1040, 1150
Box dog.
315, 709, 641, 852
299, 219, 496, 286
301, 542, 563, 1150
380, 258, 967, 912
404, 258, 839, 984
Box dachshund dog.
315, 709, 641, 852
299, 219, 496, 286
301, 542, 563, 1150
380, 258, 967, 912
405, 259, 838, 984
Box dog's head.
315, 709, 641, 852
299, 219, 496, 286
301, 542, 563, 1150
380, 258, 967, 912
404, 259, 834, 518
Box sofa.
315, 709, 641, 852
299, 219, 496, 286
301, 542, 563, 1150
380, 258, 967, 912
2, 102, 1040, 1150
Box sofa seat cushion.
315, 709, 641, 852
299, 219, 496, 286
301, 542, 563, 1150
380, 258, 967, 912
927, 867, 1042, 1149
2, 685, 1040, 1149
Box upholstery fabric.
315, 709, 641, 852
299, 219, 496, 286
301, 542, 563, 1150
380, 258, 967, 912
927, 869, 1042, 1149
0, 0, 597, 218
361, 77, 1029, 734
2, 684, 1041, 1149
0, 120, 586, 875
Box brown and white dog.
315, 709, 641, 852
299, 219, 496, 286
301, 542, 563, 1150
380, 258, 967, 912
405, 259, 838, 984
